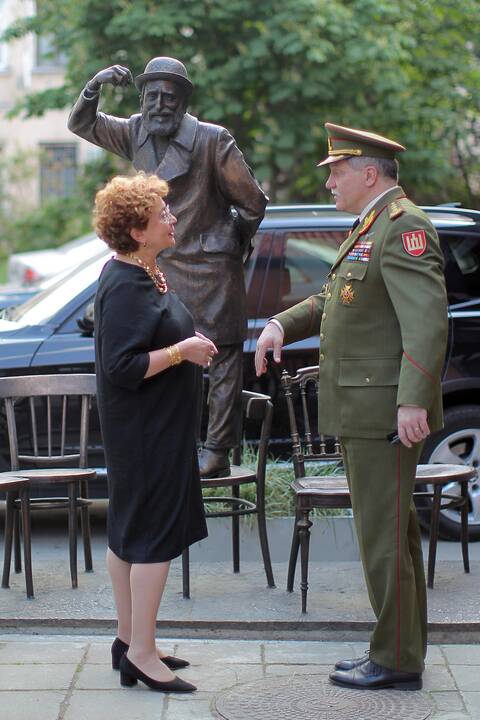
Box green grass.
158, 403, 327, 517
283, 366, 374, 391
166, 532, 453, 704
202, 445, 351, 519
0, 257, 7, 284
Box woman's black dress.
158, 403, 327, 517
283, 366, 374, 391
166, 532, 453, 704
94, 258, 207, 563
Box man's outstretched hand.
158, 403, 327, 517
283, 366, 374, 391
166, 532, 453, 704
255, 322, 284, 376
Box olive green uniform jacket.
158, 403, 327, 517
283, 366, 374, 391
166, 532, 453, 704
275, 186, 448, 437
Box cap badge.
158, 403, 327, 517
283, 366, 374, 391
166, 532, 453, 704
402, 230, 427, 257
340, 283, 355, 305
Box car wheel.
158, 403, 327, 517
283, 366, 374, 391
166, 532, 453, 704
418, 405, 480, 541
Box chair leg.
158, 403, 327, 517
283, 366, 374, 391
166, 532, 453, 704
182, 548, 190, 599
427, 485, 442, 589
460, 480, 470, 574
80, 480, 93, 573
13, 509, 22, 573
2, 490, 16, 589
256, 501, 275, 588
68, 482, 78, 589
232, 485, 240, 574
298, 508, 313, 613
19, 488, 33, 599
287, 506, 301, 592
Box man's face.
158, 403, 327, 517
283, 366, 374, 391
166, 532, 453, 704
325, 159, 370, 215
141, 79, 186, 137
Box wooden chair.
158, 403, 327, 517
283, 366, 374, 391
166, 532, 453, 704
0, 374, 97, 596
282, 366, 477, 612
0, 475, 33, 598
181, 390, 275, 598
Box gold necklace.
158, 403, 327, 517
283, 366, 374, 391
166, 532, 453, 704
126, 253, 168, 294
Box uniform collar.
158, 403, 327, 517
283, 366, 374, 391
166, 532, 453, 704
358, 185, 401, 222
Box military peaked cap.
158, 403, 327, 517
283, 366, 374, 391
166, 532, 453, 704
317, 123, 406, 167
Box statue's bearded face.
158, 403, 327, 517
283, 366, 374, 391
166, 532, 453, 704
141, 79, 187, 137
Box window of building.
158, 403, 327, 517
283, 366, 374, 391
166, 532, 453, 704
35, 33, 66, 69
39, 143, 77, 201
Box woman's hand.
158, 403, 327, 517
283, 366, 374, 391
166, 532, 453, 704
178, 334, 218, 368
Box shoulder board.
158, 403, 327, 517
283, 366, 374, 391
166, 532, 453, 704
388, 201, 405, 220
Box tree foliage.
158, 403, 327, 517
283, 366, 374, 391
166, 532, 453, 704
3, 0, 480, 206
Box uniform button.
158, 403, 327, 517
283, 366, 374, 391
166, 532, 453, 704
322, 313, 327, 320
332, 273, 336, 280
347, 271, 352, 278
365, 377, 370, 383
327, 292, 332, 299
320, 333, 324, 340
320, 353, 325, 361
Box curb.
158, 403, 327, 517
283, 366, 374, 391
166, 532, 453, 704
2, 619, 479, 643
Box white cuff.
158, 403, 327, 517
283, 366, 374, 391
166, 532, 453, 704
267, 318, 285, 338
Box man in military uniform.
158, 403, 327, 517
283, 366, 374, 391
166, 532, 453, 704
68, 58, 268, 477
255, 123, 448, 690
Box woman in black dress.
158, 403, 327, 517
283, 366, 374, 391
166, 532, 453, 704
93, 173, 216, 693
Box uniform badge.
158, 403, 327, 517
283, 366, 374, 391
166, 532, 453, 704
346, 239, 373, 263
402, 230, 427, 256
340, 283, 355, 305
358, 209, 376, 236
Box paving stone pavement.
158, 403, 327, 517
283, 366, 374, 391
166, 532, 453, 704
0, 635, 478, 720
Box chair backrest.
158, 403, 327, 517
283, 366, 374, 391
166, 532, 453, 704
280, 365, 341, 478
236, 390, 273, 481
0, 374, 96, 471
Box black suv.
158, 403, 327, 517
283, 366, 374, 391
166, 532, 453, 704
1, 204, 479, 539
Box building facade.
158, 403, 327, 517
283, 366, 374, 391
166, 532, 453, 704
0, 0, 92, 209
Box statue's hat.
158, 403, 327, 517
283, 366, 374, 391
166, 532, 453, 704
317, 123, 406, 166
135, 57, 193, 94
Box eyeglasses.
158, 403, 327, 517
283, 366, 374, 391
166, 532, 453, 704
159, 204, 175, 224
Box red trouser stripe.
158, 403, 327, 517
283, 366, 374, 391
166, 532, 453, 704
396, 444, 401, 671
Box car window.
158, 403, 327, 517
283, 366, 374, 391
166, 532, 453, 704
9, 255, 108, 327
279, 231, 344, 311
441, 232, 480, 304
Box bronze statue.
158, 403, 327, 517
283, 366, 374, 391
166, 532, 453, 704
68, 58, 268, 477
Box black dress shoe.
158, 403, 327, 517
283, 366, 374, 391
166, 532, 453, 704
111, 637, 190, 671
329, 659, 422, 691
119, 654, 196, 692
335, 650, 369, 671
198, 447, 230, 478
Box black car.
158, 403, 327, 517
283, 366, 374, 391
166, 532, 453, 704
1, 204, 479, 539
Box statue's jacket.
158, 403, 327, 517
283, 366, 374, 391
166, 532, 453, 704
68, 91, 268, 344
274, 187, 448, 438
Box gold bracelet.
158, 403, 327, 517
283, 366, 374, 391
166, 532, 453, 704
166, 344, 182, 366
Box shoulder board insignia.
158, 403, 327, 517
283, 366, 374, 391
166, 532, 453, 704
388, 201, 404, 220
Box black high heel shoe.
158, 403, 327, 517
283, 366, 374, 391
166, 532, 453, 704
119, 654, 196, 693
111, 637, 190, 671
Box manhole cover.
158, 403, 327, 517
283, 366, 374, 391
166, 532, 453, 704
214, 675, 433, 720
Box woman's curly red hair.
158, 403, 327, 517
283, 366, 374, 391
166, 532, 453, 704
93, 172, 169, 253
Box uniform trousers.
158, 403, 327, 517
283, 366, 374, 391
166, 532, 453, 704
340, 437, 427, 673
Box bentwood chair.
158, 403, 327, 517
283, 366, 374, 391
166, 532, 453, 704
181, 390, 275, 598
0, 475, 33, 597
282, 366, 477, 612
0, 374, 97, 596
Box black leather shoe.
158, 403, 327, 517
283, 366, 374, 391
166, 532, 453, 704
198, 447, 230, 478
119, 654, 196, 692
335, 650, 369, 671
111, 638, 189, 671
329, 660, 422, 690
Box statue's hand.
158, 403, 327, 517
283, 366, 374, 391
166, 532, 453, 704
87, 65, 133, 93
